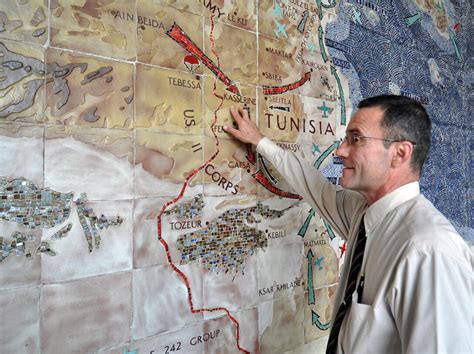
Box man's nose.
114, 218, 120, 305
335, 139, 349, 157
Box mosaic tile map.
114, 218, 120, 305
0, 0, 471, 353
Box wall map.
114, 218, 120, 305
0, 0, 471, 353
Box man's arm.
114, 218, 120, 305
224, 106, 366, 239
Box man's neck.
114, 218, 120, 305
364, 175, 420, 206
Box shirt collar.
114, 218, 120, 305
364, 182, 420, 232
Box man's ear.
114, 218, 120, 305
391, 141, 414, 168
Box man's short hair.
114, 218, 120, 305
358, 94, 432, 173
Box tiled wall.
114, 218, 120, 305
0, 0, 471, 353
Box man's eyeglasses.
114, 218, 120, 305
342, 134, 417, 146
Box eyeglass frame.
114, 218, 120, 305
342, 133, 417, 146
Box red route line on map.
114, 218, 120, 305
253, 170, 303, 200
157, 17, 249, 354
246, 144, 256, 165
263, 70, 312, 95
246, 145, 303, 200
166, 22, 240, 95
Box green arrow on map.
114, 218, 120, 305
307, 249, 316, 305
405, 12, 421, 26
298, 208, 316, 237
318, 26, 328, 62
324, 220, 336, 240
331, 65, 346, 125
436, 2, 445, 14
312, 311, 331, 330
315, 0, 323, 19
449, 29, 461, 61
322, 0, 337, 9
313, 141, 340, 169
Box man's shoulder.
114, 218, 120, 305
398, 195, 472, 264
403, 194, 454, 230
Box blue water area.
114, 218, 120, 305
325, 0, 472, 239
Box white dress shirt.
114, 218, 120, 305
257, 137, 473, 353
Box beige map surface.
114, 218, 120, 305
135, 64, 203, 133
50, 0, 136, 60
137, 1, 204, 72
45, 48, 134, 129
0, 0, 47, 45
0, 39, 45, 123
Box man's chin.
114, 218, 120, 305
340, 169, 355, 189
339, 179, 349, 189
340, 180, 364, 195
339, 178, 357, 191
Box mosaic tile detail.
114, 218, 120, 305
0, 177, 73, 229
74, 193, 123, 252
0, 223, 73, 263
164, 195, 204, 219
165, 194, 296, 274
0, 177, 123, 258
1, 231, 35, 262
35, 240, 57, 257
49, 223, 73, 240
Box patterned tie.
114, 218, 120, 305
326, 216, 367, 354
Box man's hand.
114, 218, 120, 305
223, 106, 264, 147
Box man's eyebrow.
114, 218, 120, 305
346, 128, 361, 135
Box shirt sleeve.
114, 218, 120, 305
256, 137, 366, 239
388, 248, 474, 353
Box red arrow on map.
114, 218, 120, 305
263, 70, 312, 95
167, 23, 240, 95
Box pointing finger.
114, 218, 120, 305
230, 106, 244, 124
223, 125, 242, 140
237, 106, 249, 120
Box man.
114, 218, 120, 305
224, 95, 473, 353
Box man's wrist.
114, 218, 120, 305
252, 135, 264, 148
256, 137, 277, 155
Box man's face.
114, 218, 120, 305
336, 107, 394, 199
